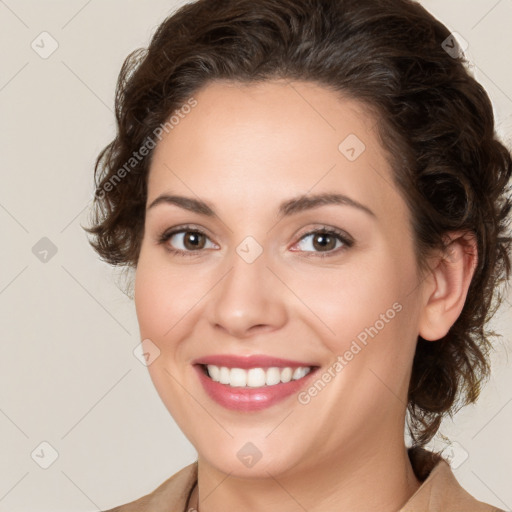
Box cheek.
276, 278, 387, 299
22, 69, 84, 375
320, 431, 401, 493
134, 268, 171, 340
287, 255, 412, 344
133, 255, 200, 421
294, 262, 419, 421
134, 253, 207, 340
288, 255, 421, 402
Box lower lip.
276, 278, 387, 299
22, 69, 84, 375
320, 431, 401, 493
194, 365, 317, 412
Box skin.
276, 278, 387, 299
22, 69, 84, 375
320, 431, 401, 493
134, 80, 477, 512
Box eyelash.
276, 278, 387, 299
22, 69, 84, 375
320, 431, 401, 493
157, 224, 354, 259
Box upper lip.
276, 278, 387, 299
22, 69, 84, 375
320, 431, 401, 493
192, 354, 317, 369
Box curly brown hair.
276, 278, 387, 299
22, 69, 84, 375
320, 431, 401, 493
84, 0, 512, 446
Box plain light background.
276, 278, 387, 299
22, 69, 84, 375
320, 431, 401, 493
1, 1, 511, 510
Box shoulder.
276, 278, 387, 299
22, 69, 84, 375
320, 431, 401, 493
101, 462, 198, 512
403, 447, 505, 512
100, 451, 505, 512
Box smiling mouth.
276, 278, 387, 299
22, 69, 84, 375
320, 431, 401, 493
199, 364, 316, 388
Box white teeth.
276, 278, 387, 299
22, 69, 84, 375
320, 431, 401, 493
266, 367, 281, 386
280, 367, 293, 383
247, 368, 266, 387
208, 365, 220, 381
206, 365, 312, 387
229, 368, 247, 387
293, 367, 308, 379
219, 366, 230, 384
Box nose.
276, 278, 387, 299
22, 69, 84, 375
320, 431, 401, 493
208, 247, 288, 339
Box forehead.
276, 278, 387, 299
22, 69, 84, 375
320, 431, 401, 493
147, 80, 406, 220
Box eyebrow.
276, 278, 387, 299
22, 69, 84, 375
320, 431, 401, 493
146, 192, 376, 218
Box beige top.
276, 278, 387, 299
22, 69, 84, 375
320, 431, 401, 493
102, 447, 505, 511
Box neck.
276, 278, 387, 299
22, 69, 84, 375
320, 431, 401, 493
189, 440, 421, 512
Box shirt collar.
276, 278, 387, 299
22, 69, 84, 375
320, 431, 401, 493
135, 448, 502, 512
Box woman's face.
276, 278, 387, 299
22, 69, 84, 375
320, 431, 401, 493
134, 80, 427, 477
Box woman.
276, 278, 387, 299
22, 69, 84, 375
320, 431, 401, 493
85, 0, 511, 510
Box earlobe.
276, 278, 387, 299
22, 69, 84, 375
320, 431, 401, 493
418, 232, 478, 341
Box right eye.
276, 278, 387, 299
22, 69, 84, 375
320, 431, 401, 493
158, 225, 218, 256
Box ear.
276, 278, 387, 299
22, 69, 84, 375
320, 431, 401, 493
418, 231, 478, 341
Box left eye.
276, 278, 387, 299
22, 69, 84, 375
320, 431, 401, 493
294, 229, 350, 253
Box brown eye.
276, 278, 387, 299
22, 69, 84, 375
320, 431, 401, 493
311, 232, 337, 251
293, 227, 353, 256
158, 227, 217, 256
182, 231, 207, 250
